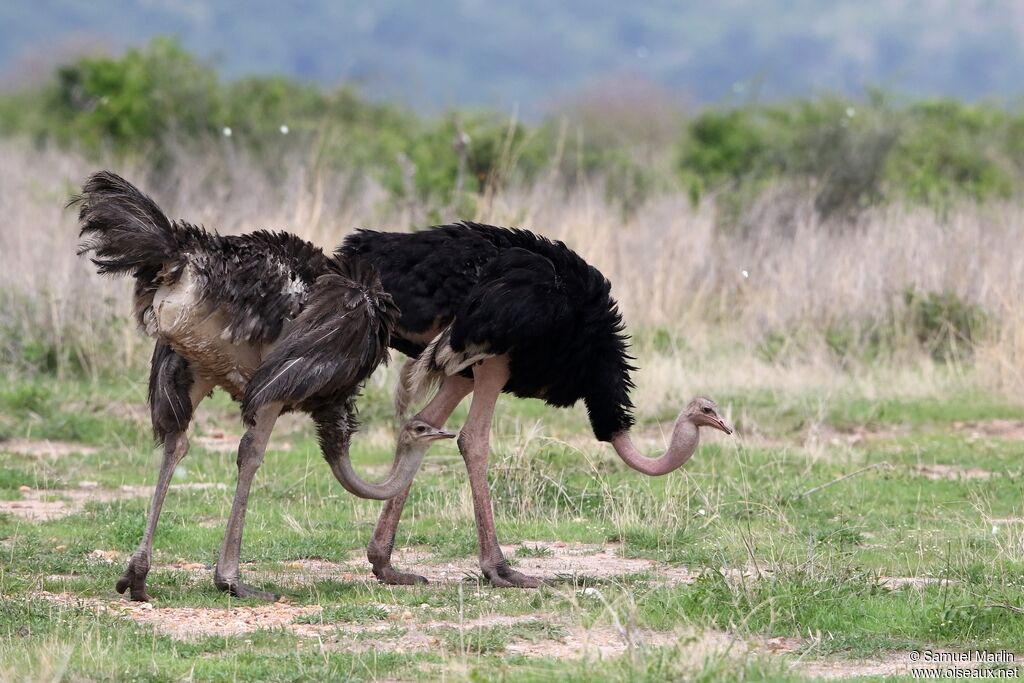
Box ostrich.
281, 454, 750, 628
72, 172, 453, 601
341, 223, 733, 588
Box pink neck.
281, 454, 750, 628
609, 415, 699, 476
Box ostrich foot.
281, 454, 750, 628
372, 564, 428, 585
115, 556, 152, 602
214, 573, 280, 601
482, 560, 544, 588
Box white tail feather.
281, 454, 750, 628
399, 327, 493, 420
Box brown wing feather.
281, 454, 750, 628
241, 258, 398, 425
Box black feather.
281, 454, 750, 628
341, 222, 637, 441
148, 342, 195, 443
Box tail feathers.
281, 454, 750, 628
399, 326, 492, 421
70, 171, 182, 277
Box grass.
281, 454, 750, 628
3, 143, 1024, 679
1, 358, 1023, 681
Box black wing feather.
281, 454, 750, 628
449, 248, 572, 357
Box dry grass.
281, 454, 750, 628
2, 139, 1022, 402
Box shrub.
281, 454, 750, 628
886, 100, 1016, 205
677, 96, 1022, 218
902, 290, 986, 361
45, 38, 222, 158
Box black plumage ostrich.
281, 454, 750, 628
342, 223, 733, 588
71, 172, 453, 601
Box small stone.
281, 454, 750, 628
54, 545, 67, 552
288, 561, 304, 569
78, 481, 98, 489
552, 541, 566, 548
18, 485, 31, 493
401, 610, 413, 620
419, 603, 430, 609
89, 549, 121, 563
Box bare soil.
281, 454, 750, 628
950, 419, 1024, 441
31, 591, 756, 662
0, 482, 227, 521
877, 575, 957, 589
910, 463, 994, 480
0, 439, 98, 458
32, 588, 1016, 677
150, 544, 947, 596
193, 431, 292, 453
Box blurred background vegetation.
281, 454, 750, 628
1, 38, 1021, 218
0, 36, 1021, 390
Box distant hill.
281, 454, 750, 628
2, 0, 1022, 115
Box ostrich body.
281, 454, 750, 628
342, 223, 733, 587
72, 172, 437, 601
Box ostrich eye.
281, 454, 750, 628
414, 425, 427, 433
702, 407, 713, 415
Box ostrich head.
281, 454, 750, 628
325, 418, 454, 501
685, 397, 732, 434
610, 395, 733, 476
398, 419, 456, 447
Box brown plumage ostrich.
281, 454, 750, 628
71, 172, 451, 601
342, 224, 733, 588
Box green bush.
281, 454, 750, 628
1, 37, 1021, 215
677, 95, 1022, 215
886, 100, 1016, 205
45, 38, 222, 157
902, 290, 986, 361
678, 109, 777, 205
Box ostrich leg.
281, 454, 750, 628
460, 355, 542, 588
117, 370, 213, 601
214, 403, 282, 600
368, 374, 473, 584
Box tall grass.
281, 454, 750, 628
2, 139, 1022, 402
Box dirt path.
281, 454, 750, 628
0, 439, 98, 458
30, 591, 753, 661
40, 590, 1008, 678
0, 482, 227, 521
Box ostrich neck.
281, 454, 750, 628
609, 417, 699, 476
327, 440, 429, 500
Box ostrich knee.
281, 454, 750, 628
457, 429, 488, 469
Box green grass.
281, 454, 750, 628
435, 620, 568, 655
1, 372, 1023, 680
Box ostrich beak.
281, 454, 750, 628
428, 428, 457, 440
712, 417, 733, 435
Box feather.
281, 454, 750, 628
347, 222, 637, 441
